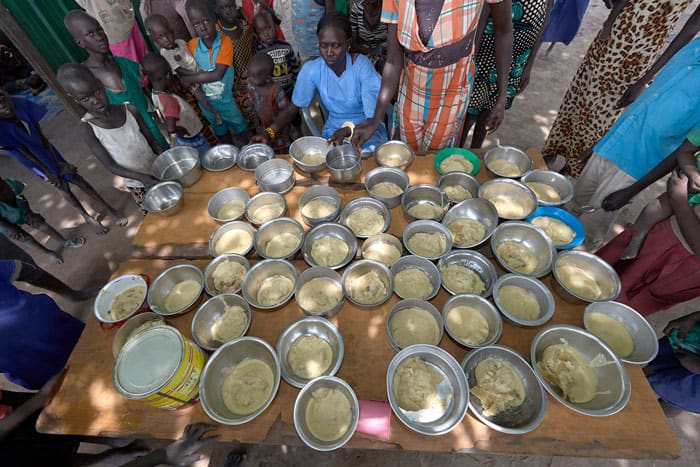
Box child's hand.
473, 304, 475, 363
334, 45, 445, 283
251, 133, 271, 145
214, 111, 223, 125
668, 169, 689, 200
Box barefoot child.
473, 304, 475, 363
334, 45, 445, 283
141, 52, 210, 153
253, 10, 299, 97
57, 63, 162, 209
0, 89, 123, 235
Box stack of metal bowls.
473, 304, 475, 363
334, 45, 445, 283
201, 144, 238, 172
143, 181, 184, 217
152, 146, 202, 187
326, 144, 362, 182
255, 158, 295, 193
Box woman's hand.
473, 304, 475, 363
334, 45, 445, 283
328, 126, 352, 146
616, 82, 645, 109
485, 99, 506, 134
351, 118, 379, 151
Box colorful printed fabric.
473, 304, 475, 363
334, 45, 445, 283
248, 82, 292, 151
291, 0, 325, 62
218, 22, 257, 126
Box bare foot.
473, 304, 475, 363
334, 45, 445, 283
87, 217, 109, 235
620, 232, 648, 260
48, 252, 63, 264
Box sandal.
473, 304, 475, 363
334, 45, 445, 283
64, 236, 86, 248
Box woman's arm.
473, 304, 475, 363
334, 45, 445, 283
127, 105, 164, 155
599, 0, 631, 41
485, 0, 513, 133
668, 170, 700, 256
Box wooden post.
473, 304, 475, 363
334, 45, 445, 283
0, 1, 82, 119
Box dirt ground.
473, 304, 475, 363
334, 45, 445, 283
1, 1, 699, 465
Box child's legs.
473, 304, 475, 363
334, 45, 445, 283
24, 212, 67, 245
198, 101, 236, 144
55, 180, 110, 233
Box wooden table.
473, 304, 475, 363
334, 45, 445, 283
38, 150, 681, 459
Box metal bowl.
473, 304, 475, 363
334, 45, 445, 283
360, 233, 403, 267
386, 344, 469, 435
203, 254, 250, 296
441, 199, 499, 249
552, 250, 621, 303
295, 267, 345, 317
147, 264, 204, 315
298, 186, 341, 226
94, 274, 149, 324
391, 255, 441, 301
403, 220, 452, 261
276, 316, 344, 388
584, 301, 659, 365
208, 221, 256, 257
294, 376, 359, 451
143, 181, 184, 216
484, 146, 533, 178
241, 259, 298, 310
401, 184, 449, 221
461, 345, 547, 434
365, 167, 410, 208
437, 172, 481, 203
478, 179, 537, 220
342, 259, 393, 307
207, 187, 250, 223
386, 299, 443, 351
254, 217, 305, 259
199, 336, 281, 425
238, 143, 274, 171
437, 250, 497, 297
339, 197, 391, 238
244, 192, 288, 226
302, 223, 357, 269
201, 144, 239, 171
289, 136, 332, 173
111, 312, 165, 357
191, 293, 252, 351
326, 144, 362, 182
520, 170, 574, 207
374, 140, 414, 170
492, 274, 555, 327
531, 325, 631, 417
442, 294, 502, 348
255, 158, 296, 194
490, 221, 556, 278
152, 146, 202, 187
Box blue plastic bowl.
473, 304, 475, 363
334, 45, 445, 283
525, 206, 585, 250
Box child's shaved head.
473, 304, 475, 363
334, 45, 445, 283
249, 52, 274, 78
145, 13, 171, 32
57, 62, 100, 91
64, 9, 109, 53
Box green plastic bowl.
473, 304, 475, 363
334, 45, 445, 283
434, 148, 481, 176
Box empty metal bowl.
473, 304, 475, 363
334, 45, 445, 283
199, 336, 281, 425
552, 250, 621, 303
326, 144, 362, 182
152, 146, 202, 187
442, 294, 502, 348
254, 217, 305, 259
492, 274, 555, 327
374, 140, 415, 170
295, 267, 345, 317
238, 143, 274, 171
302, 223, 357, 269
191, 293, 251, 351
143, 181, 184, 216
441, 198, 499, 249
203, 253, 250, 296
94, 274, 148, 324
245, 192, 288, 226
360, 233, 403, 267
403, 220, 453, 261
484, 146, 533, 178
461, 345, 547, 434
207, 187, 250, 223
402, 184, 450, 221
386, 344, 469, 436
112, 312, 166, 358
289, 136, 332, 173
241, 259, 298, 310
531, 325, 631, 417
390, 255, 441, 301
490, 221, 556, 278
147, 264, 204, 315
293, 376, 359, 451
584, 301, 659, 365
342, 259, 393, 307
437, 172, 481, 203
365, 167, 410, 208
339, 197, 391, 238
298, 186, 341, 226
478, 179, 537, 220
437, 250, 497, 297
256, 158, 296, 194
386, 299, 443, 351
201, 144, 239, 171
520, 170, 574, 207
276, 316, 344, 388
208, 221, 256, 257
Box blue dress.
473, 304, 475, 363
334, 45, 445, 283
541, 0, 590, 45
292, 53, 388, 152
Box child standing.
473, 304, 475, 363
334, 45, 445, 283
253, 10, 299, 97
141, 52, 210, 153
181, 0, 249, 145
57, 63, 162, 209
